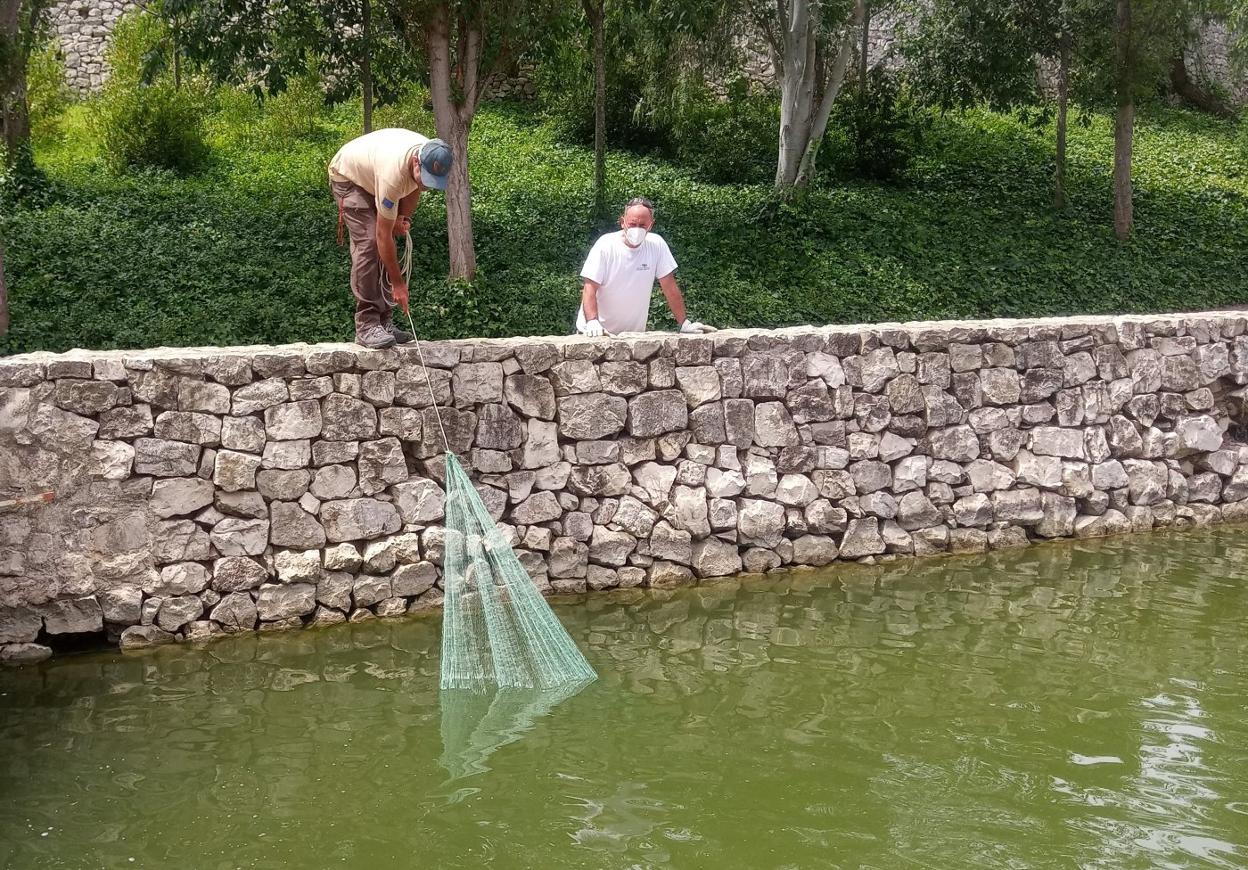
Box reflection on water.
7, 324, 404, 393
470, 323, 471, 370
2, 527, 1248, 868
438, 681, 592, 783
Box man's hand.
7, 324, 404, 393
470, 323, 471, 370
393, 216, 411, 236
392, 281, 410, 314
582, 319, 605, 338
680, 319, 716, 334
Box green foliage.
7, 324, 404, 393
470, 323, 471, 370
534, 0, 746, 155
899, 0, 1063, 112
1070, 0, 1207, 106
104, 8, 171, 87
93, 10, 208, 174
533, 20, 659, 152
2, 97, 1246, 355
369, 81, 436, 135
827, 71, 927, 182
0, 140, 48, 209
258, 63, 327, 142
666, 82, 778, 183
26, 38, 71, 138
538, 43, 775, 185
95, 80, 209, 174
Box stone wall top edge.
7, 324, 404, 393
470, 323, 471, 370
4, 309, 1247, 367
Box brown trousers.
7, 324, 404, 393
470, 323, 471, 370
331, 180, 394, 333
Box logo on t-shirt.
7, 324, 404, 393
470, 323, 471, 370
637, 263, 650, 271
382, 197, 395, 210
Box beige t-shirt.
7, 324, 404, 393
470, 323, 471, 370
328, 128, 428, 220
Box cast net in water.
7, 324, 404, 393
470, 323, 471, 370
439, 453, 598, 690
396, 237, 595, 693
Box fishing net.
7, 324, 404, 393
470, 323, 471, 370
438, 682, 592, 782
394, 261, 596, 693
438, 453, 597, 690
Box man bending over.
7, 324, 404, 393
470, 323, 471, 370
329, 128, 452, 349
575, 197, 714, 337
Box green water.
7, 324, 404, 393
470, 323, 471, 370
3, 529, 1248, 869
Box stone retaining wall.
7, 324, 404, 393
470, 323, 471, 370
4, 312, 1248, 664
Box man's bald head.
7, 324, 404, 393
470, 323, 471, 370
619, 197, 655, 233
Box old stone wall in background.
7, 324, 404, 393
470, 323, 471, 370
44, 1, 1246, 105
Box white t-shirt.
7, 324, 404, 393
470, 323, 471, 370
575, 231, 678, 335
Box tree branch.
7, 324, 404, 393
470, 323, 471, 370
461, 7, 481, 119
794, 0, 864, 187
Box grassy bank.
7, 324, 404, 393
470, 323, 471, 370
2, 97, 1246, 355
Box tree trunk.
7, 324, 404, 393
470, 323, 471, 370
361, 0, 373, 133
775, 0, 813, 188
0, 234, 8, 338
425, 3, 477, 280
858, 1, 870, 97
172, 22, 181, 89
1113, 0, 1133, 242
1054, 31, 1070, 210
441, 115, 475, 280
1113, 95, 1133, 241
586, 0, 606, 216
1169, 53, 1230, 117
793, 0, 863, 189
1, 0, 31, 165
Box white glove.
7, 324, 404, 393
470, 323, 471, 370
680, 319, 716, 334
582, 318, 605, 338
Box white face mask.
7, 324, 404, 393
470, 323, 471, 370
624, 226, 648, 247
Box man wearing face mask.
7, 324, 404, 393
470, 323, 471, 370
575, 197, 714, 338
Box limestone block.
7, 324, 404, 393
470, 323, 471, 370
735, 499, 784, 548
42, 596, 103, 634
453, 362, 506, 403
928, 425, 980, 462
839, 518, 886, 558
256, 583, 316, 621
207, 517, 268, 556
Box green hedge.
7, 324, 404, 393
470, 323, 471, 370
2, 98, 1246, 355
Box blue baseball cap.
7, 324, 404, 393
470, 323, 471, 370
419, 139, 453, 190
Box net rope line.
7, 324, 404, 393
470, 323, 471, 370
400, 229, 449, 454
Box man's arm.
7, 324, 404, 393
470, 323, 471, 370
580, 279, 601, 322
658, 272, 687, 326
396, 190, 421, 234
375, 216, 409, 312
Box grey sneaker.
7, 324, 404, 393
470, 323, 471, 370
383, 320, 415, 344
356, 325, 397, 349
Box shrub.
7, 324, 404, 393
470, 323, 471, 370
95, 81, 209, 174
204, 85, 264, 150
827, 69, 927, 182
258, 66, 328, 144
533, 35, 672, 154
26, 38, 71, 138
93, 10, 208, 173
667, 81, 778, 184
104, 8, 169, 87
0, 141, 49, 208
370, 82, 436, 136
